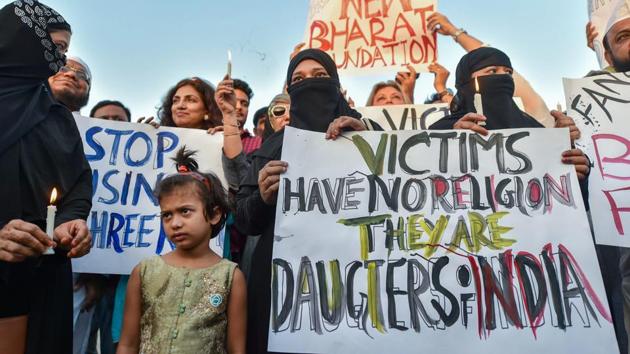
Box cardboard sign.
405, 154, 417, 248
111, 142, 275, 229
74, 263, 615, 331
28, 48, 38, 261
268, 126, 617, 353
356, 103, 449, 130
304, 0, 438, 74
72, 117, 226, 274
564, 72, 630, 247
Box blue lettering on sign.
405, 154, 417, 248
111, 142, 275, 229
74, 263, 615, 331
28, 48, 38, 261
90, 210, 108, 249
85, 128, 180, 168
137, 215, 156, 248
155, 131, 179, 169
84, 126, 105, 161
91, 169, 99, 198
124, 132, 152, 167
93, 170, 162, 206
133, 173, 158, 207
120, 172, 133, 205
84, 125, 185, 259
122, 214, 139, 247
99, 170, 120, 205
107, 212, 125, 254
90, 211, 159, 253
105, 129, 134, 166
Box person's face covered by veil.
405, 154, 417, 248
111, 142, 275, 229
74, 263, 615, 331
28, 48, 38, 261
284, 49, 360, 133
436, 47, 542, 131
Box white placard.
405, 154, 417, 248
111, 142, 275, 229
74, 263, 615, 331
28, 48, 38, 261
72, 117, 226, 274
269, 126, 617, 354
564, 72, 630, 247
356, 103, 449, 130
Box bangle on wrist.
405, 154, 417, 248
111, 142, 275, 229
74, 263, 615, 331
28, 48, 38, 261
224, 131, 240, 137
222, 118, 240, 128
452, 28, 467, 42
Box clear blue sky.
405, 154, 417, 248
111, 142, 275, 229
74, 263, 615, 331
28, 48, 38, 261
19, 0, 598, 129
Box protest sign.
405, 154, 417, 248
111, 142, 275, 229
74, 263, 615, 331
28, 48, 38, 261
356, 103, 449, 130
268, 126, 617, 354
564, 72, 630, 247
72, 117, 226, 274
304, 0, 438, 74
588, 0, 630, 69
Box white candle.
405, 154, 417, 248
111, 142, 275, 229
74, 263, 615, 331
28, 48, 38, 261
473, 77, 485, 126
44, 188, 57, 255
556, 102, 563, 112
227, 50, 232, 78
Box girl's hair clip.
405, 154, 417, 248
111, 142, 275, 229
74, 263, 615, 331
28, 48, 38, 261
176, 165, 211, 190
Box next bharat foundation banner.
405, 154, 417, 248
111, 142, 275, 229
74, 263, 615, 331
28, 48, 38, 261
304, 0, 438, 74
268, 126, 618, 353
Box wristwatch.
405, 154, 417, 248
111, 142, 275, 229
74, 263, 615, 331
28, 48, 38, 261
452, 28, 467, 41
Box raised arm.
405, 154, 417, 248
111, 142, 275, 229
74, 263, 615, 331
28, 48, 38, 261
427, 12, 483, 52
427, 11, 554, 127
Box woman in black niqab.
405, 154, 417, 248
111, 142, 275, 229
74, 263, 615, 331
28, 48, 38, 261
0, 2, 92, 353
236, 49, 360, 354
430, 47, 543, 130
429, 47, 591, 205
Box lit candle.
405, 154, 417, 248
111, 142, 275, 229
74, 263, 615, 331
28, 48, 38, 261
473, 76, 485, 126
44, 188, 57, 255
227, 50, 232, 78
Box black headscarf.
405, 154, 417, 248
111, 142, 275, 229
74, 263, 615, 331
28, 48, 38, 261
0, 1, 91, 228
250, 49, 361, 165
430, 47, 542, 130
0, 3, 91, 354
0, 0, 68, 153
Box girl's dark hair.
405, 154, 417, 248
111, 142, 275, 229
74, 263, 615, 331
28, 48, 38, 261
157, 77, 222, 129
155, 147, 229, 238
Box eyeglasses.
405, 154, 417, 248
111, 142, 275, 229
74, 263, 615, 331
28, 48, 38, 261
59, 65, 89, 84
269, 104, 289, 118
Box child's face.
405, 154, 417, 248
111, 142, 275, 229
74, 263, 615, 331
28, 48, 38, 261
159, 187, 220, 251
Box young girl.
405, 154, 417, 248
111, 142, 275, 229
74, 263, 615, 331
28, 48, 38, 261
117, 148, 246, 354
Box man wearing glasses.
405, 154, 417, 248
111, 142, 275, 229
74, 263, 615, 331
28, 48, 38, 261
48, 56, 91, 114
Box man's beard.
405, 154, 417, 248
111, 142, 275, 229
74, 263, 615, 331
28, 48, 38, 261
55, 89, 89, 112
611, 53, 630, 73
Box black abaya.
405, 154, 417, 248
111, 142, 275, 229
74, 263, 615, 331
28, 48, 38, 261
0, 2, 92, 353
238, 49, 360, 354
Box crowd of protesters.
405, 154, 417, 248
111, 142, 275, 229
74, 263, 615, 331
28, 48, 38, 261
1, 1, 630, 354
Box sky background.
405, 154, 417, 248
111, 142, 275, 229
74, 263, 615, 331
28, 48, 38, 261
17, 0, 599, 129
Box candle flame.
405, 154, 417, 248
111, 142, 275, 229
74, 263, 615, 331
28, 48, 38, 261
50, 188, 57, 204
475, 76, 480, 92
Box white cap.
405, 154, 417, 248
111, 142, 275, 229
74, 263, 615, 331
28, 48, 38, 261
589, 0, 630, 68
605, 1, 630, 37
605, 0, 630, 33
66, 55, 92, 84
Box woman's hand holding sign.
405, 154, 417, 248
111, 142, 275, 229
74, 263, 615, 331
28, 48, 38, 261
259, 161, 288, 205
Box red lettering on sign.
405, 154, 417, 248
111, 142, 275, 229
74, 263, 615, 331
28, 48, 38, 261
592, 134, 630, 181
602, 186, 630, 235
339, 0, 362, 20
309, 20, 331, 51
